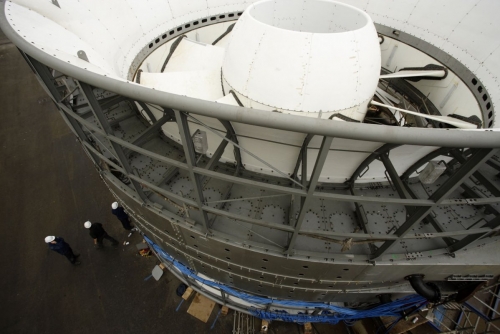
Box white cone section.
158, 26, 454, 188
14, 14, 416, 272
222, 0, 381, 120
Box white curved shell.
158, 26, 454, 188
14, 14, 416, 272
222, 0, 381, 118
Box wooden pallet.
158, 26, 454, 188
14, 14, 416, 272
187, 293, 215, 323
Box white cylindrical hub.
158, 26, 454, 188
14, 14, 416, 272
222, 0, 381, 120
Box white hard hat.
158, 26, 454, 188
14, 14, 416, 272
84, 221, 92, 229
111, 202, 119, 210
45, 236, 55, 243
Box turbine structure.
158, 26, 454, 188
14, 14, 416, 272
2, 0, 500, 324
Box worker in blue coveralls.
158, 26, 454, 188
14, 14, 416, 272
45, 236, 81, 265
84, 221, 119, 248
111, 201, 135, 231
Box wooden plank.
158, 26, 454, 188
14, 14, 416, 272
221, 305, 229, 316
187, 293, 215, 323
182, 287, 193, 300
260, 319, 269, 333
304, 322, 312, 334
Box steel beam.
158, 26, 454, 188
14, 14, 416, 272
348, 144, 400, 185
460, 183, 500, 216
447, 215, 500, 253
137, 101, 158, 123
131, 113, 172, 148
486, 159, 500, 172
285, 136, 334, 255
371, 148, 496, 259
27, 56, 102, 166
55, 101, 498, 208
352, 194, 378, 254
292, 135, 312, 179
204, 135, 229, 172
380, 152, 413, 199
87, 138, 500, 243
219, 120, 242, 168
175, 110, 210, 233
77, 81, 149, 203
402, 184, 455, 246
451, 150, 500, 197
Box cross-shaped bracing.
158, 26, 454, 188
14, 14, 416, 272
77, 81, 149, 203
174, 110, 210, 234
447, 215, 500, 253
381, 151, 456, 247
285, 136, 334, 255
450, 150, 500, 197
371, 148, 497, 260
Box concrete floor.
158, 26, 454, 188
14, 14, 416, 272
0, 30, 379, 334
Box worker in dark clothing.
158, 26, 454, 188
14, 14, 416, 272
84, 221, 118, 248
111, 202, 134, 231
45, 236, 81, 265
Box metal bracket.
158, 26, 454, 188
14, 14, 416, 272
77, 50, 89, 62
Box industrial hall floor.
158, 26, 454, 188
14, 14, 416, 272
0, 28, 377, 334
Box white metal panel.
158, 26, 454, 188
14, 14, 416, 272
6, 3, 115, 73
364, 0, 418, 23
140, 70, 224, 101
237, 137, 300, 176
215, 94, 240, 106
231, 123, 306, 147
206, 0, 254, 16
414, 78, 480, 119
223, 0, 380, 116
221, 14, 266, 95
343, 0, 369, 11
360, 145, 438, 182
164, 39, 225, 72
308, 137, 382, 153
405, 0, 478, 47
242, 29, 314, 110
188, 21, 235, 45
139, 42, 173, 74
446, 0, 500, 64
168, 0, 208, 19
125, 0, 174, 34
301, 149, 371, 182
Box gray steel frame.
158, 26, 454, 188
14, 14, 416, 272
23, 55, 500, 262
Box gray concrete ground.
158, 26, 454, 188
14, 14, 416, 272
0, 30, 375, 334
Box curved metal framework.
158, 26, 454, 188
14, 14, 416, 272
4, 0, 500, 310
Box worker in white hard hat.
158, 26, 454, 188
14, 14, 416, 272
111, 202, 135, 232
45, 236, 80, 265
84, 220, 118, 248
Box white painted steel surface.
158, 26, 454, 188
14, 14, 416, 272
2, 0, 500, 183
222, 0, 381, 120
4, 0, 499, 119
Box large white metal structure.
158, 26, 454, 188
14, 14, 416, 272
2, 0, 500, 327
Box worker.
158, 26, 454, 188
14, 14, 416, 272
111, 202, 135, 231
45, 236, 81, 265
84, 221, 119, 248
